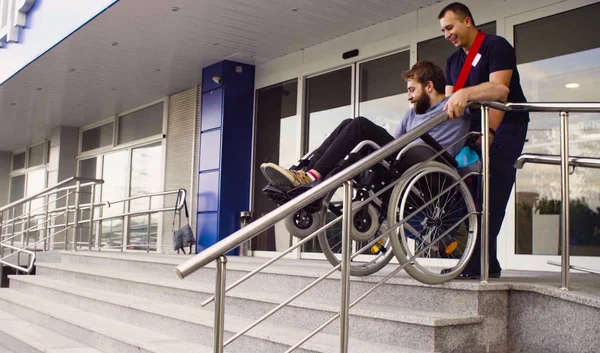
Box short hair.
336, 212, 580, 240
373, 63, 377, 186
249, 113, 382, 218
402, 61, 446, 94
438, 2, 476, 26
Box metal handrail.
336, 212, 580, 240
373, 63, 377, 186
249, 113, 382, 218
477, 100, 600, 290
176, 100, 600, 353
515, 153, 600, 169
0, 177, 104, 214
198, 130, 476, 308
476, 101, 600, 112
0, 177, 187, 271
175, 111, 450, 278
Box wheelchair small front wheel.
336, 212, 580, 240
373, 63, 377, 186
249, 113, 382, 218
317, 187, 394, 276
388, 161, 478, 285
284, 210, 322, 239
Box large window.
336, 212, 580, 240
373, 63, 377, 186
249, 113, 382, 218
78, 99, 166, 251
81, 123, 113, 152
514, 3, 600, 256
117, 102, 164, 145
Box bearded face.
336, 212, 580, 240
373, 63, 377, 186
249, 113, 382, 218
413, 89, 432, 115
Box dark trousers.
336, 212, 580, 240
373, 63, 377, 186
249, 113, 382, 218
310, 117, 394, 176
468, 120, 529, 273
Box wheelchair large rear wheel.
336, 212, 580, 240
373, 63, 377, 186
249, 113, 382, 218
387, 161, 478, 284
317, 187, 395, 276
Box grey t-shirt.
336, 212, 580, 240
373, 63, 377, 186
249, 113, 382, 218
393, 97, 469, 156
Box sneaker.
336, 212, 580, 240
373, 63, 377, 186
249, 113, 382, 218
261, 163, 313, 190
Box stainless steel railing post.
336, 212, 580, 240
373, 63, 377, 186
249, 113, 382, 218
340, 181, 352, 353
214, 255, 227, 353
239, 211, 253, 256
559, 111, 571, 291
480, 106, 490, 283
89, 185, 96, 251
72, 181, 81, 251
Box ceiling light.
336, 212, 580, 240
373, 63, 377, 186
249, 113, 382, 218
171, 6, 180, 12
112, 41, 119, 46
565, 83, 580, 89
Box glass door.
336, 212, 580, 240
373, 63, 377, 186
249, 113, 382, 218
301, 66, 354, 255
501, 2, 600, 271
300, 51, 411, 258
127, 142, 163, 251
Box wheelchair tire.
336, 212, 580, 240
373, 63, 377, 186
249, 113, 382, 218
284, 210, 322, 239
388, 161, 478, 285
350, 201, 379, 243
317, 188, 395, 276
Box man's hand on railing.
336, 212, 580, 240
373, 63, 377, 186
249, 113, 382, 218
444, 90, 469, 119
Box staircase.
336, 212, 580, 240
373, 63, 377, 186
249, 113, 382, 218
1, 252, 599, 353
0, 251, 499, 353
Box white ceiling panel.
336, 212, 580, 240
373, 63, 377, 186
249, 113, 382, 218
0, 0, 443, 150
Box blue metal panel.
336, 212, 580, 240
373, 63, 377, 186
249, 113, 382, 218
201, 88, 223, 131
197, 171, 219, 212
197, 60, 255, 255
199, 130, 221, 171
196, 212, 218, 252
219, 61, 255, 241
201, 62, 224, 92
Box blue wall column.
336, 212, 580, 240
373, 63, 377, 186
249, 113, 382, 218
196, 60, 255, 254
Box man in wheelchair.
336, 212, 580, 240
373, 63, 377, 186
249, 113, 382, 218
260, 60, 469, 192
259, 61, 490, 280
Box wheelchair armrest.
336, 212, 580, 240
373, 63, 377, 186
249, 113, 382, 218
349, 140, 381, 154
420, 133, 458, 168
346, 140, 392, 170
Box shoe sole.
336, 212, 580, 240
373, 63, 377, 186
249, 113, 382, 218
261, 163, 296, 190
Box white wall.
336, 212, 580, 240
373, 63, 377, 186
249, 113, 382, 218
255, 0, 596, 89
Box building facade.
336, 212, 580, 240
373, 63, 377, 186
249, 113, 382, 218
1, 0, 599, 273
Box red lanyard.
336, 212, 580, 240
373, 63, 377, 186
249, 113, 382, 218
453, 31, 486, 93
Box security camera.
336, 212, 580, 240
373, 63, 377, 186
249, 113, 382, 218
212, 76, 223, 84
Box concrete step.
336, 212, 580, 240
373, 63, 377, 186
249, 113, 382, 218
0, 289, 212, 353
0, 286, 428, 353
0, 309, 103, 353
9, 273, 453, 352
48, 252, 497, 315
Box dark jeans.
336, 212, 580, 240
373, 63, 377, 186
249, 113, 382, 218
467, 120, 529, 274
310, 117, 395, 176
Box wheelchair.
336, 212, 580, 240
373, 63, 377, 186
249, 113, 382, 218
262, 133, 479, 285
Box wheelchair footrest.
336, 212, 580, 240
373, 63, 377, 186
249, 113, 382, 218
262, 183, 322, 214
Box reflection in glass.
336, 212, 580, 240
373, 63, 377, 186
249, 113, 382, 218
12, 152, 25, 170
28, 144, 45, 167
127, 143, 162, 251
100, 151, 128, 249
515, 47, 600, 256
118, 102, 163, 145
302, 68, 352, 253
25, 169, 46, 248
359, 51, 411, 135
82, 123, 113, 152
252, 80, 298, 251
306, 67, 352, 153
78, 158, 100, 247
